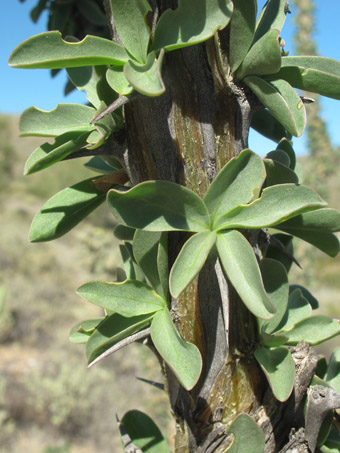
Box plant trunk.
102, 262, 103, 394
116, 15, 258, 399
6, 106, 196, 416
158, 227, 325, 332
111, 3, 318, 451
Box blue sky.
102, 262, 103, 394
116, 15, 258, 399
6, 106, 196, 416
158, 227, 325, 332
2, 0, 340, 156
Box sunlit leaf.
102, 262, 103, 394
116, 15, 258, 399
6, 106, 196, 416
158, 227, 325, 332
121, 410, 170, 453
151, 0, 233, 52
110, 0, 151, 64
106, 66, 133, 96
69, 318, 103, 344
9, 31, 129, 69
66, 66, 103, 108
283, 316, 340, 346
124, 50, 165, 96
274, 289, 312, 333
170, 231, 216, 298
229, 0, 257, 74
216, 230, 275, 319
204, 149, 265, 228
29, 177, 107, 242
150, 308, 202, 390
244, 76, 306, 137
157, 233, 169, 304
77, 279, 166, 317
254, 0, 289, 42
255, 346, 295, 401
266, 149, 291, 167
226, 413, 265, 453
107, 181, 211, 232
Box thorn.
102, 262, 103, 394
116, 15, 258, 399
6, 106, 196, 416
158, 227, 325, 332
136, 376, 165, 391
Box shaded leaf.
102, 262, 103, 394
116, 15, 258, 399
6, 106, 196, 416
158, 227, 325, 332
77, 279, 166, 317
114, 224, 136, 241
229, 0, 257, 74
110, 0, 151, 64
289, 284, 319, 310
29, 177, 107, 242
107, 181, 211, 232
255, 346, 295, 401
119, 242, 145, 281
251, 108, 292, 143
216, 230, 275, 319
124, 50, 165, 96
150, 308, 202, 390
283, 316, 340, 346
236, 29, 281, 80
244, 76, 306, 137
326, 348, 340, 393
106, 65, 133, 96
151, 0, 233, 52
275, 289, 312, 333
121, 410, 170, 453
276, 137, 296, 169
254, 0, 289, 42
84, 156, 120, 174
226, 413, 265, 453
9, 31, 129, 69
78, 0, 107, 26
66, 66, 103, 108
216, 184, 326, 230
204, 149, 265, 228
69, 318, 103, 344
265, 233, 294, 273
86, 313, 153, 364
157, 233, 169, 304
170, 231, 216, 298
266, 149, 291, 167
264, 159, 299, 186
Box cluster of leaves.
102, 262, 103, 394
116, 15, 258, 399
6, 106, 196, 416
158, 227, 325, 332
10, 0, 340, 451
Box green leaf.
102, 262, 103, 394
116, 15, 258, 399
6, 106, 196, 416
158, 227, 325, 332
150, 308, 202, 390
216, 184, 326, 230
157, 233, 169, 304
229, 0, 257, 74
107, 181, 211, 232
273, 56, 340, 100
86, 313, 153, 365
119, 242, 145, 281
78, 0, 107, 26
264, 159, 299, 186
266, 149, 291, 167
29, 177, 107, 242
289, 284, 319, 310
236, 29, 281, 80
77, 280, 166, 317
254, 0, 289, 42
110, 0, 151, 64
244, 76, 306, 137
84, 156, 120, 174
203, 149, 265, 228
24, 131, 90, 175
321, 425, 340, 452
326, 348, 340, 393
124, 50, 165, 96
275, 289, 312, 333
9, 31, 129, 69
251, 108, 292, 143
216, 230, 275, 319
19, 104, 96, 137
265, 233, 294, 273
133, 230, 168, 300
283, 316, 340, 346
276, 209, 340, 257
170, 231, 216, 298
106, 66, 133, 96
226, 414, 265, 453
121, 410, 170, 453
255, 346, 295, 401
276, 138, 296, 169
69, 318, 103, 344
66, 66, 103, 108
260, 258, 289, 334
114, 224, 136, 241
151, 0, 233, 52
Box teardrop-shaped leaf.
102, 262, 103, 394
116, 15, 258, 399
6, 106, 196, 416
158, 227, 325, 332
275, 289, 312, 334
244, 76, 306, 137
69, 318, 103, 344
273, 56, 340, 100
84, 156, 120, 174
121, 410, 170, 453
260, 258, 289, 334
326, 348, 340, 393
150, 308, 202, 390
216, 184, 326, 230
151, 0, 233, 52
114, 224, 136, 241
264, 159, 299, 186
170, 231, 216, 298
119, 242, 145, 281
251, 108, 292, 143
226, 413, 265, 453
216, 230, 275, 319
289, 284, 319, 310
276, 208, 340, 257
283, 316, 340, 346
276, 138, 296, 169
124, 50, 165, 96
254, 0, 289, 42
255, 346, 295, 401
236, 29, 281, 80
229, 0, 257, 74
20, 104, 96, 138
77, 280, 166, 317
29, 177, 107, 242
265, 233, 294, 273
86, 313, 153, 365
204, 149, 265, 228
266, 149, 291, 167
110, 0, 151, 64
24, 131, 90, 175
107, 181, 211, 232
9, 31, 129, 69
157, 233, 169, 304
66, 66, 103, 108
106, 66, 133, 96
